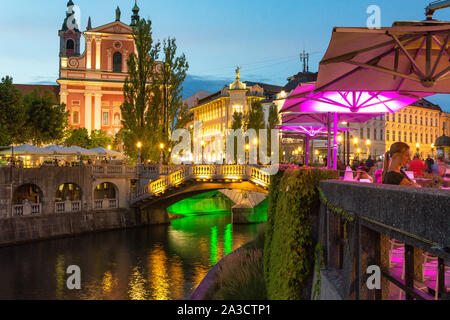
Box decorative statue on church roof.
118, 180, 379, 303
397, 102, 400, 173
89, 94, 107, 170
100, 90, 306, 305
116, 6, 121, 21
235, 66, 242, 80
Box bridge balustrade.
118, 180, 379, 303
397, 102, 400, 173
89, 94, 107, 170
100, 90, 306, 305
192, 165, 216, 178
55, 201, 82, 213
12, 204, 41, 217
220, 165, 245, 177
93, 198, 118, 210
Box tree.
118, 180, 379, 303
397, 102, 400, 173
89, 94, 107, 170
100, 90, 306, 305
88, 130, 114, 149
0, 76, 28, 145
121, 18, 161, 162
267, 103, 279, 157
231, 112, 244, 163
65, 128, 90, 148
245, 100, 265, 162
23, 89, 68, 146
151, 37, 189, 163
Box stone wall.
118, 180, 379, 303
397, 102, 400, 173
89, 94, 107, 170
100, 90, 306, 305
0, 208, 165, 247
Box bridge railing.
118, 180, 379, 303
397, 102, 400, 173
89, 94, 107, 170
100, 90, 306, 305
130, 164, 271, 204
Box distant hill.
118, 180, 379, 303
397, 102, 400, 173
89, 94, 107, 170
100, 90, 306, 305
182, 75, 232, 100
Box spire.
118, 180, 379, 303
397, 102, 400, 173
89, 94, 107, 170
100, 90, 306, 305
61, 0, 79, 32
67, 0, 74, 6
130, 0, 140, 27
116, 6, 121, 21
87, 16, 92, 30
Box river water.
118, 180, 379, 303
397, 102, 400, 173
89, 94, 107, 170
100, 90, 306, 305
0, 212, 264, 300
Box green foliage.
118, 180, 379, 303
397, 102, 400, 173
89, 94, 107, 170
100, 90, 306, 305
89, 129, 114, 149
23, 89, 68, 146
208, 249, 267, 300
245, 100, 265, 132
264, 168, 339, 300
267, 103, 279, 160
121, 20, 189, 163
65, 128, 90, 148
65, 128, 113, 149
0, 76, 28, 145
121, 19, 161, 162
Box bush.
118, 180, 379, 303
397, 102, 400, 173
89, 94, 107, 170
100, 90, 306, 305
211, 249, 266, 300
264, 168, 338, 300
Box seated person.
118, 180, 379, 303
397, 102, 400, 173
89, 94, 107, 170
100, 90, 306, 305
355, 166, 373, 183
382, 142, 420, 187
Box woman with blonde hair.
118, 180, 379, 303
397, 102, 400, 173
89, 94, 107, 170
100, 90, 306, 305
382, 142, 420, 187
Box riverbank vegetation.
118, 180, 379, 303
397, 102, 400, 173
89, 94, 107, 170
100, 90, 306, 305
203, 228, 267, 300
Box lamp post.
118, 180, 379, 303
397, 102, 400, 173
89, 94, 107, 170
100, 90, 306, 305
353, 137, 359, 160
431, 143, 435, 158
136, 141, 142, 165
159, 143, 165, 165
416, 142, 420, 157
366, 139, 371, 158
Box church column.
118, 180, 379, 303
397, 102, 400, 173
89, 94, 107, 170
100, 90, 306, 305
95, 36, 102, 70
86, 36, 92, 69
60, 91, 69, 107
107, 49, 112, 72
123, 49, 129, 73
94, 93, 103, 130
84, 93, 93, 133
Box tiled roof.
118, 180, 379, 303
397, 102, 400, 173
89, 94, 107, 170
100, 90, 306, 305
411, 98, 442, 112
244, 81, 284, 95
15, 84, 60, 103
284, 72, 318, 92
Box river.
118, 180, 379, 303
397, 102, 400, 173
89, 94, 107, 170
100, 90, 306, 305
0, 211, 264, 300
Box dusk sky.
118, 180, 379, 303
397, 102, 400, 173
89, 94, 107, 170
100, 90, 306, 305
0, 0, 449, 110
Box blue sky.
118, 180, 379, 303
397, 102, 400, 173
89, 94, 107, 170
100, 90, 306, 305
0, 0, 449, 111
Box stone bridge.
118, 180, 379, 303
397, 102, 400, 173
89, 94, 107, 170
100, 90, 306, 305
131, 165, 270, 207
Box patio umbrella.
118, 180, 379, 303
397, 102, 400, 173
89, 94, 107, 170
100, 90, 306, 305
277, 123, 355, 166
66, 146, 96, 156
281, 82, 431, 169
0, 144, 46, 156
43, 145, 73, 156
89, 147, 122, 157
315, 21, 450, 94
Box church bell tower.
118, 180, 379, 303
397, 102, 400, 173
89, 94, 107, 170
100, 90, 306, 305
59, 0, 81, 58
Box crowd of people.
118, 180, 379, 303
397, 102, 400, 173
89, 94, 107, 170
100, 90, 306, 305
339, 143, 449, 187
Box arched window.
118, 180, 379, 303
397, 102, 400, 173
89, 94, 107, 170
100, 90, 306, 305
113, 113, 121, 126
66, 39, 75, 50
113, 52, 122, 73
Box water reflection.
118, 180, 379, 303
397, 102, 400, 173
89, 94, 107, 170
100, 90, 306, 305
0, 213, 263, 300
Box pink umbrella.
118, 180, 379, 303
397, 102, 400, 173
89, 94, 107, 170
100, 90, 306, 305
315, 21, 450, 93
281, 83, 431, 169
278, 123, 354, 166
282, 83, 432, 114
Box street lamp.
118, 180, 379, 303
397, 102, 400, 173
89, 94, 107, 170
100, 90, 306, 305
136, 141, 142, 165
337, 136, 342, 160
107, 145, 112, 151
159, 143, 165, 165
366, 139, 371, 157
431, 143, 435, 158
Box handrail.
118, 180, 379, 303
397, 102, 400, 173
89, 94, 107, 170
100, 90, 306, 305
130, 164, 271, 203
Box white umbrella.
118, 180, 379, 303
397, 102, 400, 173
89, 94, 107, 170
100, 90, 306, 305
89, 147, 123, 157
0, 144, 47, 156
66, 146, 96, 156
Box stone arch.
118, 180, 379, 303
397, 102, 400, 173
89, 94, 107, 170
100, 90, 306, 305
93, 182, 118, 200
13, 184, 43, 205
55, 183, 82, 202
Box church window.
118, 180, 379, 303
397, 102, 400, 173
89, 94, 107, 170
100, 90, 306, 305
67, 39, 75, 50
72, 111, 79, 125
113, 52, 122, 72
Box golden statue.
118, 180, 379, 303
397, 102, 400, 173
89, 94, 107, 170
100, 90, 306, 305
235, 66, 241, 79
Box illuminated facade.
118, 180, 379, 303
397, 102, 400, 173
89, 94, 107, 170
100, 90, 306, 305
57, 1, 141, 135
190, 69, 283, 162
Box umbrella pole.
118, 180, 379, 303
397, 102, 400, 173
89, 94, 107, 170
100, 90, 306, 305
333, 112, 338, 170
327, 112, 332, 169
305, 135, 310, 166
